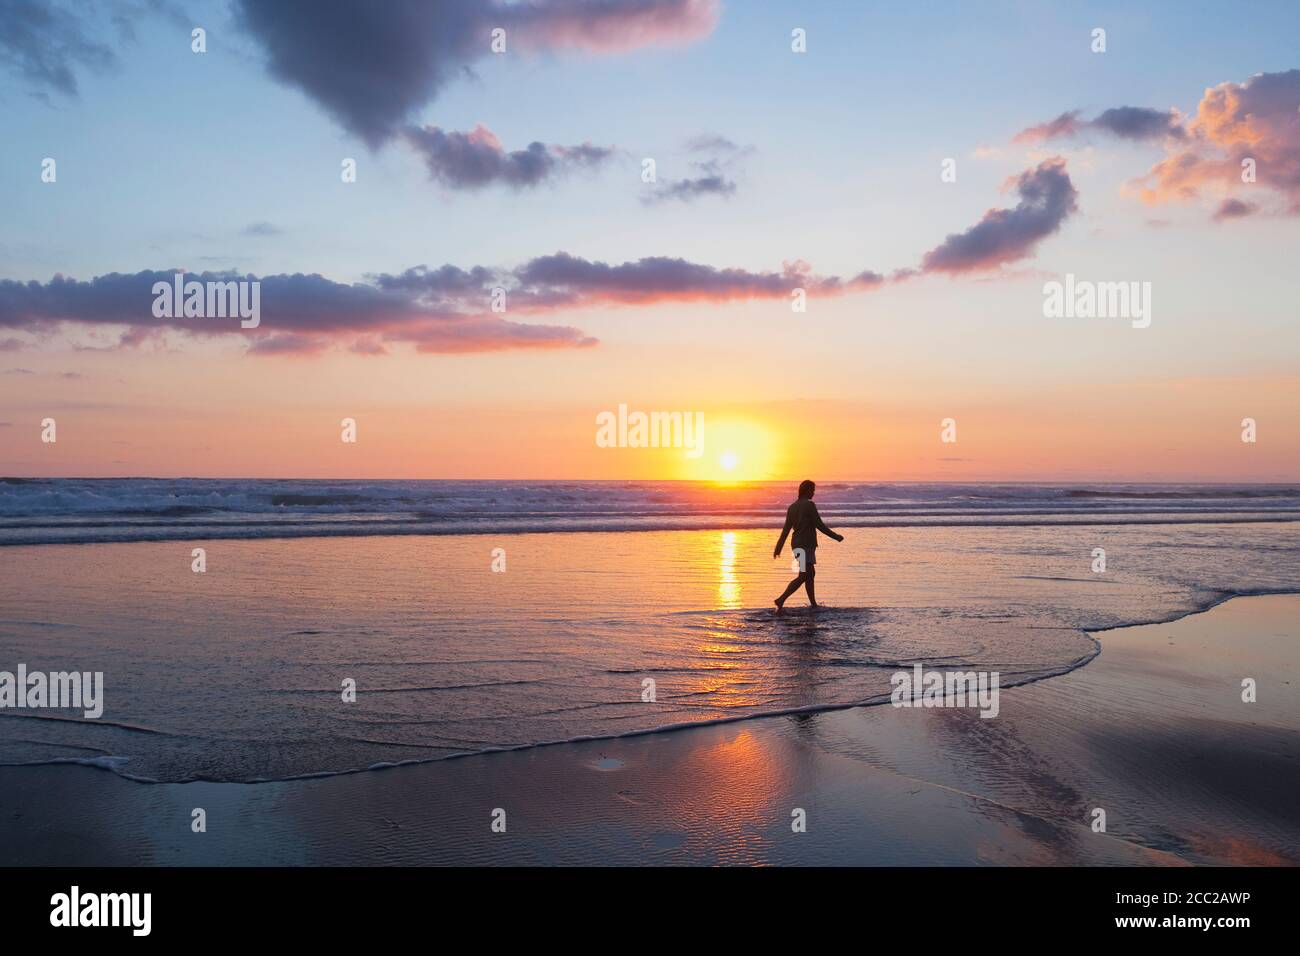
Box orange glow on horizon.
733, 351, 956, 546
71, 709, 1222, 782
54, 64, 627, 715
5, 360, 1297, 480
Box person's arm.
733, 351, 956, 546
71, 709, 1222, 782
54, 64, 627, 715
774, 506, 793, 557
812, 504, 844, 542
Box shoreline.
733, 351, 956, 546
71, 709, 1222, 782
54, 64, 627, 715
6, 584, 1294, 788
5, 514, 1299, 548
3, 592, 1296, 865
4, 584, 1295, 788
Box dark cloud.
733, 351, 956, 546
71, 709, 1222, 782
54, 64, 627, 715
0, 0, 117, 98
232, 0, 484, 148
644, 160, 737, 204
234, 0, 719, 147
402, 124, 616, 189
0, 248, 886, 354
1212, 197, 1257, 222
512, 252, 866, 305
1091, 106, 1186, 141
920, 158, 1078, 274
0, 268, 594, 354
370, 263, 498, 297
1014, 107, 1184, 143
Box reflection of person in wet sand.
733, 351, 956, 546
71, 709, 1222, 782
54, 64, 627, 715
773, 480, 843, 614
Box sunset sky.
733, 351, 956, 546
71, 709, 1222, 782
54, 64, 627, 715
2, 0, 1297, 481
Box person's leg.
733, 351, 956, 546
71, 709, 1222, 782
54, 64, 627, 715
803, 565, 817, 606
774, 573, 806, 612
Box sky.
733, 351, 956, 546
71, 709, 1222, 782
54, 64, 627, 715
1, 0, 1298, 481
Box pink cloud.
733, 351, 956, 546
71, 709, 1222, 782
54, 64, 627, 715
1134, 70, 1300, 216
511, 0, 720, 53
1013, 111, 1084, 144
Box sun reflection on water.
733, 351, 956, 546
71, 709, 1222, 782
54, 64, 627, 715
717, 531, 740, 608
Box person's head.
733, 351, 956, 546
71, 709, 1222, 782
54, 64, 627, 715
797, 479, 816, 500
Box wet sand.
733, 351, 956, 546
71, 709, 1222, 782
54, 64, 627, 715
3, 593, 1296, 866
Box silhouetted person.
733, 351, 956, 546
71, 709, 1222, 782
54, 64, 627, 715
773, 479, 843, 614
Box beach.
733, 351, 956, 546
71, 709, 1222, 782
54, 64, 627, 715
2, 593, 1296, 866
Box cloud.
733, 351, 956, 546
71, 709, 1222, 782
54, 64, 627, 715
1092, 106, 1187, 142
511, 252, 880, 305
1212, 197, 1258, 222
1014, 107, 1184, 144
1134, 69, 1300, 215
234, 0, 719, 147
242, 221, 283, 237
0, 0, 188, 100
246, 334, 329, 356
643, 160, 736, 204
504, 0, 720, 53
0, 0, 116, 98
402, 124, 616, 189
684, 133, 741, 153
920, 158, 1079, 274
0, 157, 1077, 354
644, 136, 752, 204
0, 268, 597, 355
1013, 111, 1084, 144
399, 316, 598, 354
0, 252, 884, 354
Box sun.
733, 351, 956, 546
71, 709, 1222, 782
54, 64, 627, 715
672, 416, 781, 482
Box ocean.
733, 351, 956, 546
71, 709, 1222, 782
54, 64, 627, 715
2, 478, 1297, 545
1, 479, 1297, 784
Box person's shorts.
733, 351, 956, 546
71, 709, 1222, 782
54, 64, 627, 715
794, 546, 816, 568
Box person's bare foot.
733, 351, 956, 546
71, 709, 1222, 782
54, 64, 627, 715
773, 598, 784, 615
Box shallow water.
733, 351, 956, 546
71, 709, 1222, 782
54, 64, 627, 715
1, 518, 1296, 783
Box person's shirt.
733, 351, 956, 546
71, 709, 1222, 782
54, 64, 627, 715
781, 499, 834, 552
